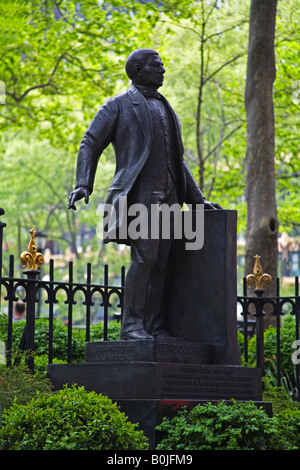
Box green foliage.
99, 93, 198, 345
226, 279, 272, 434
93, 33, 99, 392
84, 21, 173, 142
274, 408, 300, 450
1, 0, 299, 266
238, 315, 300, 400
0, 0, 157, 135
243, 315, 298, 377
0, 314, 121, 366
262, 376, 299, 414
0, 384, 148, 450
274, 0, 300, 231
0, 362, 52, 411
0, 315, 82, 363
33, 355, 66, 380
89, 319, 122, 342
156, 400, 296, 450
150, 0, 249, 226
0, 314, 8, 341
0, 0, 159, 270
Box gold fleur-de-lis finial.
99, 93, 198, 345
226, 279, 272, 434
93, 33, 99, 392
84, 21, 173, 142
246, 254, 272, 291
20, 229, 44, 271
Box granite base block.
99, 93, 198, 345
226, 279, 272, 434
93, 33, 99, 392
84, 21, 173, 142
47, 361, 262, 401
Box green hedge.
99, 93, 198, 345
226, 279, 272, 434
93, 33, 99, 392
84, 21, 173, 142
0, 314, 121, 364
0, 362, 52, 411
238, 315, 299, 392
156, 400, 300, 450
0, 384, 148, 450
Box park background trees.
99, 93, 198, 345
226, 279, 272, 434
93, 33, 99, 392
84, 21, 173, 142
244, 0, 278, 326
0, 0, 299, 308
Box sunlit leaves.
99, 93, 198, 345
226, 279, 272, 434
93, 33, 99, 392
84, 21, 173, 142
0, 0, 299, 269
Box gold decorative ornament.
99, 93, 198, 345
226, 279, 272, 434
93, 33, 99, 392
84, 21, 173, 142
20, 229, 44, 271
246, 254, 272, 291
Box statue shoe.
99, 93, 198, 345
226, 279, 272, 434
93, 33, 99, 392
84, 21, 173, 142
122, 330, 154, 340
153, 330, 184, 341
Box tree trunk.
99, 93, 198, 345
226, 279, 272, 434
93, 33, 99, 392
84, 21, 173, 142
244, 0, 278, 328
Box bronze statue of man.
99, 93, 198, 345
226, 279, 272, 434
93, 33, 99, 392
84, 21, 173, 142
68, 48, 221, 340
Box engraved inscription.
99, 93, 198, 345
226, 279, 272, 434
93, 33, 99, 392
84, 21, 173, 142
157, 342, 213, 364
159, 365, 258, 399
94, 343, 136, 362
86, 340, 215, 364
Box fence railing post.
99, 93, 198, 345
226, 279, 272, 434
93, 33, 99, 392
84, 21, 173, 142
67, 261, 74, 364
23, 269, 39, 373
85, 262, 91, 343
20, 229, 45, 374
246, 254, 272, 373
6, 255, 17, 368
253, 288, 265, 372
103, 264, 109, 341
47, 259, 54, 364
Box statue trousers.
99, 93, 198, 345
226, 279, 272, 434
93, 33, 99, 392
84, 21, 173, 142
121, 175, 179, 337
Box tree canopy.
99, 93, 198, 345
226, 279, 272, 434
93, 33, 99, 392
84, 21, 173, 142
0, 0, 299, 280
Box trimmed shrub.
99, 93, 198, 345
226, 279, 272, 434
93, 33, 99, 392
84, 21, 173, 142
156, 400, 293, 450
274, 408, 300, 450
0, 362, 52, 411
0, 384, 148, 450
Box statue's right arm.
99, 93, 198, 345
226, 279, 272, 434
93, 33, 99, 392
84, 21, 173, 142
68, 98, 119, 210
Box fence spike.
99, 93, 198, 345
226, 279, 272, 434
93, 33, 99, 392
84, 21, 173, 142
246, 254, 272, 291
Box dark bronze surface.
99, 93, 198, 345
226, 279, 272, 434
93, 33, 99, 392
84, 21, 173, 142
68, 49, 221, 340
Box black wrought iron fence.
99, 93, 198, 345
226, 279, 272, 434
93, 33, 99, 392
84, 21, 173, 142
238, 274, 300, 394
0, 209, 124, 373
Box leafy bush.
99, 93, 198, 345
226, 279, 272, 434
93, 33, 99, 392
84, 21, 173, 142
90, 320, 122, 342
0, 384, 148, 450
156, 400, 294, 450
264, 316, 298, 376
33, 354, 66, 379
239, 315, 299, 390
274, 408, 300, 450
262, 376, 299, 414
0, 314, 121, 365
0, 362, 52, 411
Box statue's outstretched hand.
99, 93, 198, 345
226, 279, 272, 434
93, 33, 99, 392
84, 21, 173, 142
68, 187, 89, 210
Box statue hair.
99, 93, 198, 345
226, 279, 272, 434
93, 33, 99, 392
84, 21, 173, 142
125, 49, 159, 80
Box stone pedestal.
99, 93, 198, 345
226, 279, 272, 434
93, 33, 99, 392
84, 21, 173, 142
47, 340, 263, 449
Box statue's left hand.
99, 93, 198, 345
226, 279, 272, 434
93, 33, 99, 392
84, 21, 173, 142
203, 200, 223, 210
68, 187, 90, 210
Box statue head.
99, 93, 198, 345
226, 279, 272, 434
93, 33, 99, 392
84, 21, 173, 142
125, 48, 165, 89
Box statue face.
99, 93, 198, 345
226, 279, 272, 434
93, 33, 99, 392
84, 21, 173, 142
135, 53, 165, 89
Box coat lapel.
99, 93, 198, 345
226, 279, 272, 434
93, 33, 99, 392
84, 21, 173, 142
160, 95, 185, 156
128, 85, 152, 148
128, 84, 184, 156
